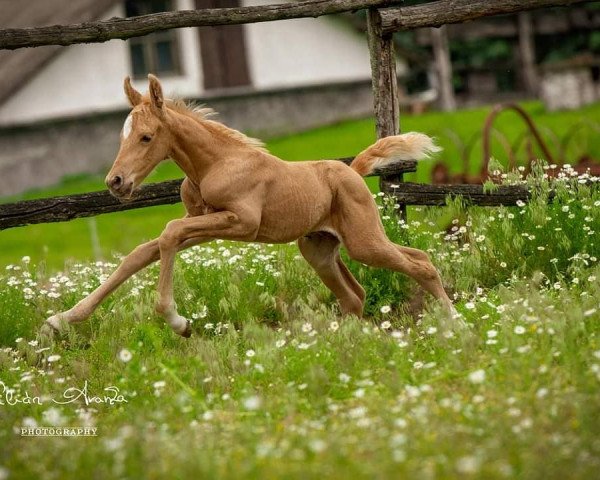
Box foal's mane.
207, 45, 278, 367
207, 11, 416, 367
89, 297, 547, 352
167, 99, 268, 153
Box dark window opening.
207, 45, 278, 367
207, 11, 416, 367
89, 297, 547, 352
195, 0, 252, 90
125, 0, 182, 78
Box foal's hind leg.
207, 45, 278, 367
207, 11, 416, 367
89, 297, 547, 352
298, 233, 364, 317
336, 257, 366, 305
345, 236, 454, 312
392, 245, 453, 310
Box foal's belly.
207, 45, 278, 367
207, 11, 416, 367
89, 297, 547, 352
254, 177, 333, 243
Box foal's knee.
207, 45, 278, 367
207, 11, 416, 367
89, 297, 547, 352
159, 220, 182, 250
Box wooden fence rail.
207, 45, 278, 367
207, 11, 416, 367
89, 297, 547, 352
0, 0, 589, 50
0, 175, 539, 230
0, 0, 399, 50
383, 182, 533, 207
0, 157, 417, 230
378, 0, 593, 35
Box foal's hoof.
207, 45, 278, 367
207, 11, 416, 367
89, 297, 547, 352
40, 322, 58, 337
38, 323, 59, 347
180, 321, 193, 338
44, 314, 68, 334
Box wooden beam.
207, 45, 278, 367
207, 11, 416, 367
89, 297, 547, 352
379, 0, 594, 35
0, 179, 184, 230
382, 181, 536, 206
0, 158, 416, 230
430, 25, 456, 111
517, 12, 538, 95
414, 7, 600, 45
366, 8, 399, 139
0, 0, 403, 50
366, 8, 404, 218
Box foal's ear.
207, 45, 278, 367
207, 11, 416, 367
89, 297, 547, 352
123, 76, 142, 107
148, 74, 164, 116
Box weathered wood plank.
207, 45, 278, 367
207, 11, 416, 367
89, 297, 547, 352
382, 181, 536, 206
517, 11, 538, 95
0, 179, 184, 230
379, 0, 593, 35
0, 157, 416, 230
366, 8, 399, 139
366, 7, 404, 216
430, 25, 456, 111
0, 0, 402, 50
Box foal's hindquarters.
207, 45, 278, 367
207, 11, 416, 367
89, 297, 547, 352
306, 165, 455, 317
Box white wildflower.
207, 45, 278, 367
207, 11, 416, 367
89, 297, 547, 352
514, 325, 526, 335
301, 322, 313, 333
536, 388, 549, 398
243, 395, 261, 410
456, 456, 481, 474
42, 407, 66, 426
118, 349, 132, 363
309, 439, 327, 453
468, 369, 486, 384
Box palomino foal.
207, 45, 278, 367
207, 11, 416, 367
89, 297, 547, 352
46, 75, 454, 337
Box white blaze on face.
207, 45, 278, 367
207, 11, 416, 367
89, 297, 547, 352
122, 114, 133, 139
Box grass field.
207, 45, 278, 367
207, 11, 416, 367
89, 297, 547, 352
0, 167, 599, 479
1, 101, 599, 270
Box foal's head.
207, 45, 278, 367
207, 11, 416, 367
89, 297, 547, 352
106, 75, 171, 200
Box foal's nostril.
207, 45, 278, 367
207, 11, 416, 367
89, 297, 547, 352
107, 175, 124, 191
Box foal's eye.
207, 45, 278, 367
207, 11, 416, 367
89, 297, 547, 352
141, 135, 152, 143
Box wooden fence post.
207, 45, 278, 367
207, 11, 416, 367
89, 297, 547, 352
430, 25, 456, 111
366, 8, 406, 218
517, 11, 538, 95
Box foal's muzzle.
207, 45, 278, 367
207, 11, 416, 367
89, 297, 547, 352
106, 174, 134, 200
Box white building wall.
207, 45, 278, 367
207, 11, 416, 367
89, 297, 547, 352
242, 0, 372, 89
0, 0, 203, 126
0, 0, 382, 127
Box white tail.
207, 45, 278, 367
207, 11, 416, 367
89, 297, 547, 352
350, 132, 441, 177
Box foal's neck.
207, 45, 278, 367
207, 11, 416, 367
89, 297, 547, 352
166, 110, 222, 183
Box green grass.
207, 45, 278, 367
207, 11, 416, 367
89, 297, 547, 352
0, 170, 598, 479
1, 100, 599, 270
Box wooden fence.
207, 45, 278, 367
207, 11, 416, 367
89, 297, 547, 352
0, 0, 592, 230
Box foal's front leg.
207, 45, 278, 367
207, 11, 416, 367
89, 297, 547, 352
44, 235, 205, 332
45, 239, 161, 331
155, 210, 258, 337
